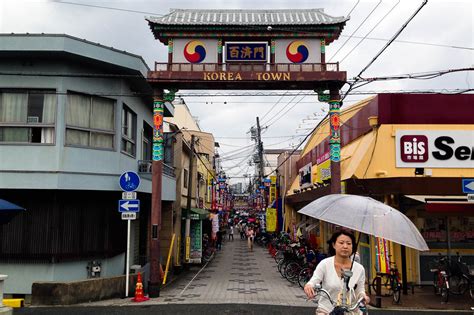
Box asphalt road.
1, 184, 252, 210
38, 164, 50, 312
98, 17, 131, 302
14, 304, 473, 315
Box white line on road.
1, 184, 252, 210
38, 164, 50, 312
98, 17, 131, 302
179, 253, 214, 296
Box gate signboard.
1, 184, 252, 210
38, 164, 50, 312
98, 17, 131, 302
225, 42, 267, 62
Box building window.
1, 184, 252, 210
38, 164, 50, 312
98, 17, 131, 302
183, 169, 188, 188
65, 93, 115, 149
0, 90, 56, 144
121, 105, 137, 156
142, 122, 152, 160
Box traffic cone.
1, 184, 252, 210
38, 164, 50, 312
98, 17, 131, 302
132, 272, 150, 302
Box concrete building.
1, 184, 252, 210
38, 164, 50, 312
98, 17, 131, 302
0, 34, 175, 295
284, 94, 474, 286
164, 100, 216, 266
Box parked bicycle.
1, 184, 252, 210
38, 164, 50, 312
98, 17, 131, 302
430, 254, 450, 302
368, 257, 401, 304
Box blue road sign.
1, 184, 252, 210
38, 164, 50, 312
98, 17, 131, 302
119, 171, 140, 192
118, 200, 140, 213
462, 179, 474, 194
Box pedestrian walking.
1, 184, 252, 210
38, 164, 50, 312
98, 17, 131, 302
229, 225, 234, 241
247, 227, 254, 251
216, 230, 223, 251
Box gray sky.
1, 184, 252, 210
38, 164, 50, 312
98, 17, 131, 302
1, 0, 473, 184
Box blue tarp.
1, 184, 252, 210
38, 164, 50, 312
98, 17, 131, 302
0, 199, 26, 224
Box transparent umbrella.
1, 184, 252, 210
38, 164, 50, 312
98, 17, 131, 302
298, 194, 429, 251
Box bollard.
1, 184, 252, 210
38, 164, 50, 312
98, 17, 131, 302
375, 276, 382, 308
0, 275, 7, 307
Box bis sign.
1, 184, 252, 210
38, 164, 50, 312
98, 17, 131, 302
396, 130, 474, 168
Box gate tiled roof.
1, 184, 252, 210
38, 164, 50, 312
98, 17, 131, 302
148, 9, 348, 25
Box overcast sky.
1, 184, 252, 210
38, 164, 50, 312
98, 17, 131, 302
1, 0, 472, 184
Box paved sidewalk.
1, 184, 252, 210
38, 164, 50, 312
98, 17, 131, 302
79, 237, 313, 307
69, 238, 473, 313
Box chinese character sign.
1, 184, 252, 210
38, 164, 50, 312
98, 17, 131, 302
225, 42, 267, 62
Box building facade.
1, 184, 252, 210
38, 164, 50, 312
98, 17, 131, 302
0, 34, 175, 294
285, 94, 474, 285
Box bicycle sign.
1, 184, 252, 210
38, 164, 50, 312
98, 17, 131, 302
119, 171, 140, 192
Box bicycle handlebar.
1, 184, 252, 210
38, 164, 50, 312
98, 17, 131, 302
312, 285, 366, 312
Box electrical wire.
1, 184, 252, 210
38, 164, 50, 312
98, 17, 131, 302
339, 0, 401, 64
329, 0, 383, 62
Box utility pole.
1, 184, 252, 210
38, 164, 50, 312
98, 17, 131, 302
185, 134, 196, 263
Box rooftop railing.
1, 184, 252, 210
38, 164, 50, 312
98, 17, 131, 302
154, 62, 339, 72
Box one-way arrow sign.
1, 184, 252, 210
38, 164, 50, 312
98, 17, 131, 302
462, 179, 474, 194
118, 200, 140, 213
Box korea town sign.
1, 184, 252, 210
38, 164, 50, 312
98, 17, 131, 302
396, 130, 474, 168
203, 71, 291, 81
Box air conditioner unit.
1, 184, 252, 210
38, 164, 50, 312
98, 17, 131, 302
27, 116, 39, 123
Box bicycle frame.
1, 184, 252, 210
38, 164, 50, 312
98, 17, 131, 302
313, 284, 366, 314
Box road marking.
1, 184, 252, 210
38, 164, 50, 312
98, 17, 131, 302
179, 253, 213, 296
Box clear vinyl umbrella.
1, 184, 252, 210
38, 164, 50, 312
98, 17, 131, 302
298, 194, 429, 251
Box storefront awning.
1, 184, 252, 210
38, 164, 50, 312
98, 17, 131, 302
405, 195, 474, 213
183, 207, 210, 220
0, 199, 26, 224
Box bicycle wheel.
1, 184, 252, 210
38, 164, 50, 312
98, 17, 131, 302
392, 280, 401, 304
284, 262, 301, 283
441, 278, 449, 303
433, 272, 440, 295
371, 275, 387, 295
298, 268, 312, 289
449, 274, 469, 295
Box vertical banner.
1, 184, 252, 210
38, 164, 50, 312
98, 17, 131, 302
375, 237, 390, 273
211, 213, 219, 239
266, 208, 277, 232
153, 98, 164, 161
190, 220, 203, 263
329, 100, 341, 162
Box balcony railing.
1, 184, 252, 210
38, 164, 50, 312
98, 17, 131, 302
154, 62, 339, 72
138, 160, 176, 178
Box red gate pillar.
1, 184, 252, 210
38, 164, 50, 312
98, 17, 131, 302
329, 90, 342, 194
149, 88, 176, 297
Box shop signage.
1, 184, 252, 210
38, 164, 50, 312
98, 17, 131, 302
299, 163, 312, 188
266, 208, 277, 232
396, 130, 474, 168
316, 151, 331, 183
225, 42, 267, 62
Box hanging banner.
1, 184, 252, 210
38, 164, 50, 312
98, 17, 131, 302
211, 213, 219, 239
375, 237, 390, 273
266, 208, 276, 232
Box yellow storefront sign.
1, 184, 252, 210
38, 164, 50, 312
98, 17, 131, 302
316, 159, 331, 183
266, 208, 277, 232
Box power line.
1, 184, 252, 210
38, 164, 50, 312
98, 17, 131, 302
265, 95, 308, 128
346, 0, 361, 17
341, 34, 474, 51
329, 0, 383, 62
260, 92, 304, 126
354, 0, 429, 80
339, 0, 401, 64
52, 0, 164, 16
48, 1, 473, 52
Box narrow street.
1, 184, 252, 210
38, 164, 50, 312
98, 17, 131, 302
155, 237, 309, 306
16, 238, 473, 314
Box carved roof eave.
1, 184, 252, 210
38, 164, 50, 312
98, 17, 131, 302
147, 22, 347, 45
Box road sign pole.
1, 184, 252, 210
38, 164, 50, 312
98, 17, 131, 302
125, 218, 131, 297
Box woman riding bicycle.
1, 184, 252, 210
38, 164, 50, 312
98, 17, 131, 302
304, 230, 370, 314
